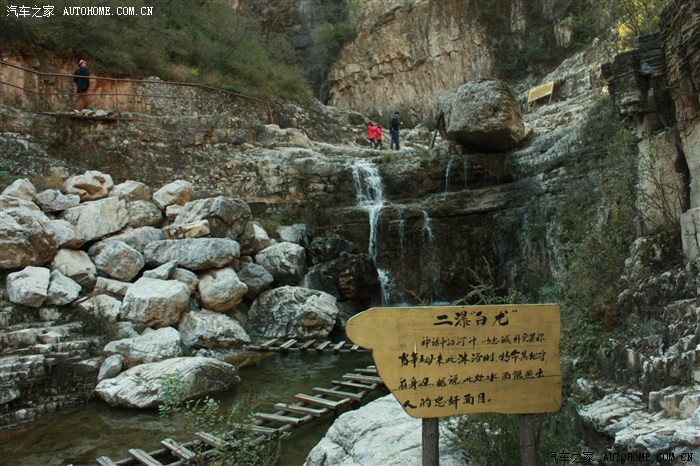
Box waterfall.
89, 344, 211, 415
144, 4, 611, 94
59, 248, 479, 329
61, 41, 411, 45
422, 210, 435, 244
351, 160, 392, 303
421, 210, 440, 303
444, 157, 454, 192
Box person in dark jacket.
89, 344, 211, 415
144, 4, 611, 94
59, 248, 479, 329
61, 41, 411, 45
390, 111, 401, 150
73, 59, 90, 113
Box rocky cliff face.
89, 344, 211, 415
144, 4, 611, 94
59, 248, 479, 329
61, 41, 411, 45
325, 0, 580, 119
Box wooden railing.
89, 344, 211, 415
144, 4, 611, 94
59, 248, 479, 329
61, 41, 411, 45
0, 59, 274, 123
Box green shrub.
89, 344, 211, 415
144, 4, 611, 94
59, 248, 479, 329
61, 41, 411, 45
158, 372, 281, 466
0, 0, 311, 102
311, 0, 357, 65
0, 160, 18, 190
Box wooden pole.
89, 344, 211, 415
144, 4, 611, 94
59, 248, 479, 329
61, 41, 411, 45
422, 418, 439, 466
519, 414, 538, 466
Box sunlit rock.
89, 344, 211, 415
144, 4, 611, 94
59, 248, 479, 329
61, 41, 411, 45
93, 241, 145, 282
63, 170, 114, 201
62, 197, 128, 242
95, 357, 240, 409
173, 196, 251, 239
152, 179, 194, 209
197, 267, 247, 312
6, 266, 50, 307
51, 249, 97, 288
103, 327, 182, 368
179, 310, 251, 349
121, 277, 190, 328
247, 286, 338, 339
255, 241, 307, 285
2, 178, 36, 201
144, 238, 240, 271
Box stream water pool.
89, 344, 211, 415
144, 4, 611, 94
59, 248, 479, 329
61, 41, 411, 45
1, 351, 376, 466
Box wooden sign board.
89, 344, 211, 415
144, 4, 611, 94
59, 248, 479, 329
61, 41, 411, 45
527, 81, 555, 104
346, 305, 562, 419
527, 81, 554, 105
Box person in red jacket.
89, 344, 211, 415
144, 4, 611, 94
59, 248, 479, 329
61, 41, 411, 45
368, 122, 377, 148
375, 124, 383, 150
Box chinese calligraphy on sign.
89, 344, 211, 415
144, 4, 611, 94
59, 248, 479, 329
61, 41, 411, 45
346, 304, 562, 418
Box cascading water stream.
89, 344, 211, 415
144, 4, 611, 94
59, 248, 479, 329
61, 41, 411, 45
351, 160, 392, 304
422, 210, 441, 302
444, 156, 455, 192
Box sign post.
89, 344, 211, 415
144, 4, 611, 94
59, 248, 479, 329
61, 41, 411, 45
346, 304, 562, 464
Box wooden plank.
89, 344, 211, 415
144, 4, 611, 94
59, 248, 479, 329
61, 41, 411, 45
128, 448, 164, 466
313, 387, 364, 401
232, 422, 280, 435
527, 81, 554, 104
342, 374, 384, 384
356, 366, 378, 374
161, 438, 196, 461
332, 380, 377, 390
255, 412, 305, 426
279, 338, 298, 350
300, 339, 316, 350
274, 403, 327, 417
294, 393, 349, 409
196, 431, 226, 449
259, 338, 279, 348
332, 340, 346, 351
350, 344, 360, 351
315, 341, 331, 351
96, 458, 118, 466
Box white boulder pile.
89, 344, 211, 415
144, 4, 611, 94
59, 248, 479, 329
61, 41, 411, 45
1, 171, 380, 415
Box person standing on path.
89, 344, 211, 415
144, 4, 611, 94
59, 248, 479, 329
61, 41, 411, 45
390, 112, 401, 150
73, 59, 90, 113
367, 121, 377, 148
375, 124, 383, 150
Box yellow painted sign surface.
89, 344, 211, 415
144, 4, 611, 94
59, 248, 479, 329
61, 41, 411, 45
527, 81, 555, 103
346, 305, 562, 418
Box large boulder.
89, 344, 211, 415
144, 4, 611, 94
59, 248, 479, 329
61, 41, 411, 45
34, 189, 80, 212
121, 277, 191, 328
304, 394, 466, 466
301, 253, 379, 305
2, 178, 36, 201
437, 79, 527, 152
255, 242, 307, 285
239, 221, 272, 256
47, 219, 84, 249
6, 266, 50, 307
78, 294, 122, 321
46, 270, 82, 306
109, 180, 151, 202
197, 267, 248, 312
0, 209, 57, 269
237, 262, 274, 302
62, 197, 128, 242
179, 310, 251, 349
93, 241, 145, 282
63, 170, 114, 201
152, 180, 194, 209
174, 196, 252, 239
103, 327, 182, 368
277, 223, 311, 247
89, 226, 165, 256
51, 249, 97, 287
95, 357, 240, 409
246, 286, 339, 339
144, 238, 240, 271
126, 200, 163, 228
